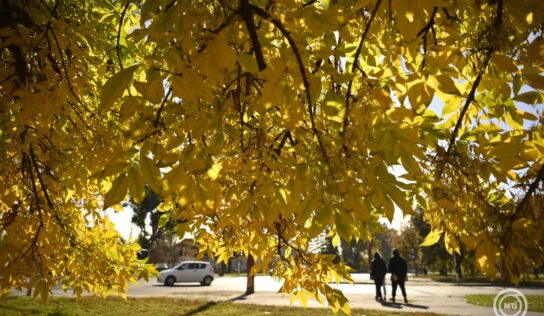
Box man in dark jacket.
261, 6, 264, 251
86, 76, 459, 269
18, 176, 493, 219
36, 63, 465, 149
370, 252, 387, 301
388, 248, 408, 303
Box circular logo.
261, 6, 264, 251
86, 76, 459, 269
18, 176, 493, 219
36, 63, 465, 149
493, 288, 528, 316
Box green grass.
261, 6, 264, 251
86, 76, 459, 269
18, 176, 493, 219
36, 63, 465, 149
0, 296, 443, 316
466, 294, 544, 312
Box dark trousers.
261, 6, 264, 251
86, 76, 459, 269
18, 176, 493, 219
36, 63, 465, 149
392, 278, 406, 299
374, 278, 384, 299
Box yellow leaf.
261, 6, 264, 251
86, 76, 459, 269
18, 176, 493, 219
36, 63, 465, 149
511, 218, 533, 231
332, 233, 341, 248
528, 37, 544, 66
428, 75, 460, 95
146, 76, 165, 104
104, 174, 128, 209
407, 82, 434, 107
64, 188, 74, 203
207, 161, 222, 180
526, 74, 544, 90
444, 233, 460, 255
209, 34, 237, 69
475, 239, 497, 278
436, 198, 456, 211
140, 155, 162, 194
513, 91, 541, 105
372, 88, 392, 108
420, 229, 442, 247
101, 65, 139, 109
127, 166, 145, 203
491, 53, 517, 73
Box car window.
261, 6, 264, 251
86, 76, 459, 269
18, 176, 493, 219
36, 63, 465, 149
177, 264, 188, 270
188, 263, 198, 269
198, 263, 206, 269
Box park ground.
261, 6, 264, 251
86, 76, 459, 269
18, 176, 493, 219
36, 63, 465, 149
3, 274, 544, 315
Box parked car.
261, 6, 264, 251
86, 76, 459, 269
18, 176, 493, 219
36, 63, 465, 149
155, 263, 168, 271
157, 261, 214, 286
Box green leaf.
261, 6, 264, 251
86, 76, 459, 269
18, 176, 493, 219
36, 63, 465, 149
101, 65, 139, 109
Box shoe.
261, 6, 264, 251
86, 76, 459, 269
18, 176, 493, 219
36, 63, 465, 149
404, 297, 408, 304
391, 297, 395, 303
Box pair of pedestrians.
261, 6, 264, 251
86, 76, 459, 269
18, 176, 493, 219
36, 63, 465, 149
370, 249, 408, 303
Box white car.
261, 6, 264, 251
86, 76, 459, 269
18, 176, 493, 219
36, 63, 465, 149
157, 261, 214, 286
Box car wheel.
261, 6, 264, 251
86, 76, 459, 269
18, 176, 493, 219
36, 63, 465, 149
164, 276, 176, 286
202, 276, 212, 286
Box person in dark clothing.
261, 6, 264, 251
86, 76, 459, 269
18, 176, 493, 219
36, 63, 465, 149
388, 248, 408, 303
370, 252, 387, 301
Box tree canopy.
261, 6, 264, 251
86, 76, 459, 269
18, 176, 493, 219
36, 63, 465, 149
1, 0, 543, 312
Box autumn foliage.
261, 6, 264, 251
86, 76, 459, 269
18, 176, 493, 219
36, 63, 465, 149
0, 0, 543, 312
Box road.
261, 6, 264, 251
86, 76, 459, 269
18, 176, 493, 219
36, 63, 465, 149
17, 274, 544, 315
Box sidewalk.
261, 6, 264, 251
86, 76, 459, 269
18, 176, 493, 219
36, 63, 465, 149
230, 291, 544, 316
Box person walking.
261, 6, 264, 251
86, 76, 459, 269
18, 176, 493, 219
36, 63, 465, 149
388, 248, 408, 303
370, 252, 387, 301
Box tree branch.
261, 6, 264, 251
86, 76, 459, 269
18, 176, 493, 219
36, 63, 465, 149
342, 0, 382, 146
516, 165, 544, 213
251, 4, 333, 178
240, 0, 267, 71
49, 28, 92, 114
445, 46, 491, 157
117, 0, 131, 69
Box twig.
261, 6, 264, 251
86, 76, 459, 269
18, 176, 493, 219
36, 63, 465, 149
154, 87, 172, 128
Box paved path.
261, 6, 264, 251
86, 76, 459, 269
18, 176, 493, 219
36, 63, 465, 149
16, 274, 544, 315
126, 274, 544, 315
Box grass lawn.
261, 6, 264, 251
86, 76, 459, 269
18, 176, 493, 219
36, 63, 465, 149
466, 294, 544, 312
0, 296, 444, 316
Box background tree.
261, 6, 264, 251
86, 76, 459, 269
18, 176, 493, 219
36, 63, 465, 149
1, 0, 543, 312
124, 187, 182, 259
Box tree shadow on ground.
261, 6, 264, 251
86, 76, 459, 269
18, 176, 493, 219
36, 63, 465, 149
181, 301, 218, 316
405, 302, 429, 309
153, 284, 202, 287
379, 301, 402, 309
229, 293, 251, 301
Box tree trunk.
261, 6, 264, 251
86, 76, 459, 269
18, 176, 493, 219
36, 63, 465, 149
366, 240, 373, 269
246, 253, 255, 295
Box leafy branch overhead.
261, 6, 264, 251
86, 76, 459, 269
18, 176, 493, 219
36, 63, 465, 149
0, 0, 543, 312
